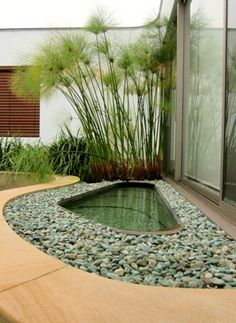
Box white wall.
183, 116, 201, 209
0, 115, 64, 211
0, 27, 142, 143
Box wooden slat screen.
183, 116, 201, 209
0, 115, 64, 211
0, 68, 40, 137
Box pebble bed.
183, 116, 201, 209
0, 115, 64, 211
4, 180, 236, 288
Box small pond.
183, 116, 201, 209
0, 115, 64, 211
60, 182, 181, 233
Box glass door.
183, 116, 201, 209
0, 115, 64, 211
183, 0, 224, 191
224, 0, 236, 207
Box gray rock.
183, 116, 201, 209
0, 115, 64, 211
188, 280, 199, 288
149, 259, 157, 268
122, 250, 129, 256
182, 276, 192, 284
131, 263, 139, 270
190, 261, 204, 270
156, 263, 164, 271
65, 253, 77, 260
114, 268, 125, 276
111, 247, 121, 255
139, 266, 150, 274
75, 241, 84, 249
222, 274, 233, 282
149, 253, 157, 261
124, 265, 131, 274
137, 258, 148, 267
221, 246, 229, 254
201, 272, 213, 284
180, 261, 189, 267
159, 279, 171, 287
143, 275, 156, 285
43, 242, 50, 249
126, 255, 137, 264
211, 278, 225, 286
174, 272, 183, 278
106, 273, 121, 280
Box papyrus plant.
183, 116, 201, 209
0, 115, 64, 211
11, 13, 175, 181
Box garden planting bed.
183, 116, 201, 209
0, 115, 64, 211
4, 180, 236, 288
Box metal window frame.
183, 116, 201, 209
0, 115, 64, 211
175, 0, 186, 182
219, 0, 236, 220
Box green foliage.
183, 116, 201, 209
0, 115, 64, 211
48, 127, 90, 181
85, 9, 113, 34
0, 137, 23, 171
10, 143, 54, 183
0, 138, 53, 183
11, 65, 40, 100
11, 12, 176, 182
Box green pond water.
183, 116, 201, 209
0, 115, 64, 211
65, 186, 177, 232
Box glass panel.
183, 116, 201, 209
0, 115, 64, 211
165, 88, 176, 175
164, 18, 177, 176
183, 0, 224, 190
224, 0, 236, 205
160, 0, 176, 20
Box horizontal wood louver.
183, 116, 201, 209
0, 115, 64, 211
0, 68, 40, 137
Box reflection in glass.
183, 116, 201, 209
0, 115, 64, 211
164, 17, 177, 176
224, 0, 236, 205
183, 0, 223, 190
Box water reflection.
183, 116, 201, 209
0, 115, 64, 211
66, 186, 177, 231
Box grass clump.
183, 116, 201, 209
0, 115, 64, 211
10, 143, 54, 183
48, 127, 90, 181
0, 137, 24, 171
